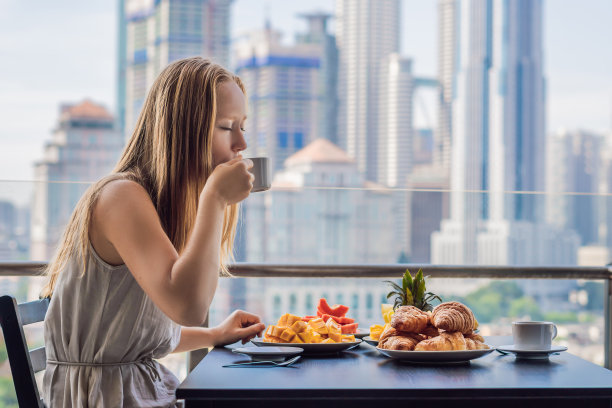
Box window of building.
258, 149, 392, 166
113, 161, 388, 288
278, 132, 288, 148
293, 132, 303, 149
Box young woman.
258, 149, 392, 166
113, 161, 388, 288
41, 57, 265, 407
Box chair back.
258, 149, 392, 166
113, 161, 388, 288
0, 295, 49, 408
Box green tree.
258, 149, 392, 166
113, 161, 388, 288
0, 377, 18, 407
509, 296, 543, 320
0, 339, 8, 364
462, 281, 530, 323
464, 292, 503, 323
543, 311, 578, 323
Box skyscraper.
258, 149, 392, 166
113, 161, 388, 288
234, 22, 321, 172
436, 0, 456, 171
244, 138, 396, 264
30, 101, 123, 260
117, 0, 234, 138
432, 0, 574, 265
378, 54, 414, 188
336, 0, 400, 182
546, 129, 606, 246
296, 12, 339, 146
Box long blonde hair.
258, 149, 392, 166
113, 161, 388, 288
41, 57, 243, 298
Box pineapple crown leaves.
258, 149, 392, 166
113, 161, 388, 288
385, 268, 442, 312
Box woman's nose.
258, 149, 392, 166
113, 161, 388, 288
234, 130, 247, 152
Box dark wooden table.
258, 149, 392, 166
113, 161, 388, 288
176, 336, 612, 408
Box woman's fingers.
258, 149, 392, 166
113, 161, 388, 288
242, 158, 253, 169
236, 309, 262, 324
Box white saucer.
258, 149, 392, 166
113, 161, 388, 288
232, 346, 303, 362
497, 344, 567, 360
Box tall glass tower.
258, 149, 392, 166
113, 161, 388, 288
432, 0, 576, 265
117, 0, 233, 139
336, 0, 400, 182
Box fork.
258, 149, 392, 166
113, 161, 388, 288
222, 355, 301, 368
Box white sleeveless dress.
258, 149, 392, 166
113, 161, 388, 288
43, 244, 182, 407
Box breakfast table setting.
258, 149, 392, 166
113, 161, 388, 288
177, 270, 612, 407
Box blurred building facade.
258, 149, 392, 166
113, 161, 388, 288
117, 0, 234, 138
336, 0, 400, 182
234, 22, 322, 172
243, 139, 396, 264
546, 129, 607, 246
30, 101, 123, 261
378, 54, 414, 189
435, 0, 456, 172
432, 0, 578, 266
295, 12, 339, 146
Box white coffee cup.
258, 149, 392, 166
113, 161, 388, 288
512, 321, 557, 350
247, 157, 270, 192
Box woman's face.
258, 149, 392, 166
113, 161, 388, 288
211, 81, 247, 168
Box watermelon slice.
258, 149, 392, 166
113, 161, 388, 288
317, 298, 335, 315
317, 313, 355, 325
341, 323, 359, 334
317, 298, 349, 317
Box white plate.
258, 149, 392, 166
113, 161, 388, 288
232, 346, 303, 362
496, 344, 567, 360
252, 339, 362, 354
363, 336, 379, 347
376, 346, 494, 364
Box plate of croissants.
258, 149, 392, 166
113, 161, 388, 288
375, 301, 494, 363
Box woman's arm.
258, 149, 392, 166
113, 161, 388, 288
173, 310, 266, 353
91, 157, 254, 327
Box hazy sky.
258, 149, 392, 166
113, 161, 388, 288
0, 0, 610, 192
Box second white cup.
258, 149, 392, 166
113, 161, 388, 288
512, 321, 557, 350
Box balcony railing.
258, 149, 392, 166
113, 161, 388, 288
1, 262, 611, 368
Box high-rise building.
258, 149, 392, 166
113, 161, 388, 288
378, 54, 414, 188
296, 12, 339, 146
117, 0, 234, 138
336, 0, 400, 182
546, 129, 606, 246
30, 101, 123, 260
243, 139, 396, 264
436, 0, 456, 171
234, 22, 321, 172
432, 0, 576, 265
407, 165, 449, 263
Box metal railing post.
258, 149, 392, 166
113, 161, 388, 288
605, 264, 612, 369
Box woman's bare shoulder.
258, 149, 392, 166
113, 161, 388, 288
93, 178, 156, 220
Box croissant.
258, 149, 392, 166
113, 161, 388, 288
390, 306, 429, 333
379, 325, 398, 342
379, 325, 422, 342
414, 331, 466, 351
465, 332, 485, 343
420, 324, 440, 338
465, 337, 489, 350
431, 301, 475, 334
379, 334, 423, 351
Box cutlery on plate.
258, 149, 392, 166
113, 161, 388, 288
222, 355, 301, 368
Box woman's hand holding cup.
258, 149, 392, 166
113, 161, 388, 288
204, 155, 254, 205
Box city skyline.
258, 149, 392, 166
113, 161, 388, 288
0, 0, 610, 186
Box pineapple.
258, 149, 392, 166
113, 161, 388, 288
385, 268, 442, 312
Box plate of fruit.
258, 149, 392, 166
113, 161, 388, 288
373, 269, 493, 363
256, 299, 361, 354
